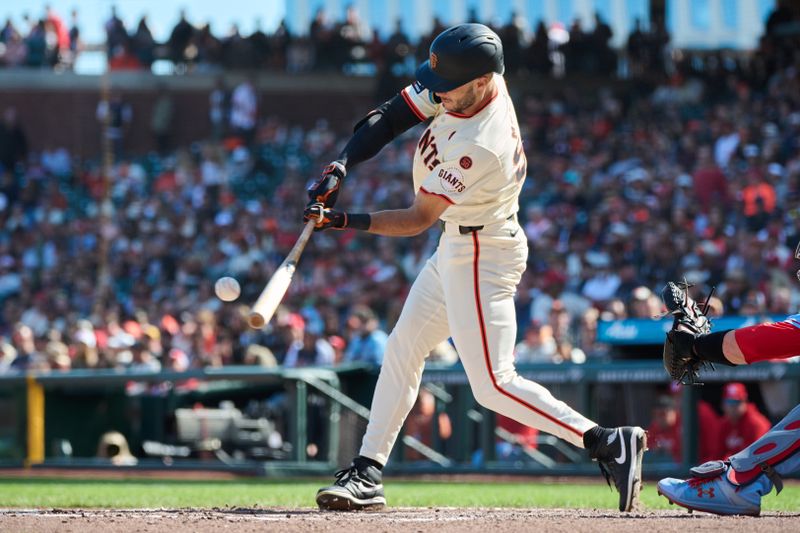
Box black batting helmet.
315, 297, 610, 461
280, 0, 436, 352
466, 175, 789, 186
415, 23, 504, 93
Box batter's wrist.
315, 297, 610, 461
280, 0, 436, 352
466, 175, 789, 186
346, 213, 371, 231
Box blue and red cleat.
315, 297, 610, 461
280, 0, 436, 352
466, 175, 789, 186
657, 464, 773, 516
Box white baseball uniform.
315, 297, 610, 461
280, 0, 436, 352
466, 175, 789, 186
360, 75, 596, 464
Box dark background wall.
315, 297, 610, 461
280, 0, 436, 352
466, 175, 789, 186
0, 72, 378, 158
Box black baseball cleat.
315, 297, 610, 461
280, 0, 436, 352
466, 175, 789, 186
589, 426, 647, 512
316, 460, 386, 511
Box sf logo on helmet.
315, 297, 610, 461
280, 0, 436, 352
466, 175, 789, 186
430, 52, 439, 70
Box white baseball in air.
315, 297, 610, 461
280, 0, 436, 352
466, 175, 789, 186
215, 276, 241, 302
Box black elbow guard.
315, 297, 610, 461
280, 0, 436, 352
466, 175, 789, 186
352, 94, 424, 137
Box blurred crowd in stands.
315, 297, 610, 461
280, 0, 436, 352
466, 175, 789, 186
2, 4, 690, 79
0, 3, 799, 381
645, 382, 774, 465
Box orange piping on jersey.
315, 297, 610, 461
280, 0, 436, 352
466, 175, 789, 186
446, 86, 499, 119
471, 232, 584, 439
419, 186, 455, 205
401, 89, 428, 121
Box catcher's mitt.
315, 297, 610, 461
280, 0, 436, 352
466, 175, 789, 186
661, 281, 712, 385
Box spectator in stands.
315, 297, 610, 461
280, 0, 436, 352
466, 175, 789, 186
718, 268, 750, 315
741, 163, 777, 232
96, 91, 132, 158
168, 9, 195, 69
383, 18, 411, 72
343, 305, 387, 366
628, 286, 662, 319
269, 19, 292, 71
283, 319, 336, 367
221, 24, 251, 71
68, 9, 79, 57
108, 41, 143, 71
525, 21, 552, 75
555, 339, 587, 364
0, 18, 15, 43
719, 382, 771, 458
403, 388, 451, 461
132, 16, 156, 70
208, 76, 229, 139
647, 395, 681, 463
194, 23, 221, 68
515, 321, 557, 363
309, 7, 332, 70
248, 18, 271, 70
24, 19, 47, 67
498, 12, 525, 75
0, 107, 28, 171
0, 21, 26, 67
589, 12, 615, 76
692, 145, 729, 213
562, 19, 587, 75
104, 5, 127, 62
0, 341, 16, 373
229, 77, 257, 145
626, 18, 646, 76
43, 7, 67, 67
150, 84, 174, 154
496, 414, 539, 461
581, 252, 621, 304
128, 341, 161, 372
338, 5, 369, 57
9, 323, 46, 371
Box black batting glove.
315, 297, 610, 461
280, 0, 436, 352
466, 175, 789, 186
304, 203, 348, 231
307, 160, 346, 208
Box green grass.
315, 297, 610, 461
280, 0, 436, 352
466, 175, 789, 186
0, 478, 798, 510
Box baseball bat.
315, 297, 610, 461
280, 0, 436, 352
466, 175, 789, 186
248, 219, 316, 329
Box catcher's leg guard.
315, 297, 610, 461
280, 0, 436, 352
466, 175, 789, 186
659, 404, 800, 516
722, 403, 800, 491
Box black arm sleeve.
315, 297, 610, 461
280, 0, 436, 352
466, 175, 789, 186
338, 93, 425, 170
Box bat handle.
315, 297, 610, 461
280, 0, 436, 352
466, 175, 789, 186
287, 219, 317, 263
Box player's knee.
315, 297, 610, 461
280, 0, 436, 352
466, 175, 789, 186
471, 381, 502, 410
468, 368, 518, 409
381, 332, 424, 369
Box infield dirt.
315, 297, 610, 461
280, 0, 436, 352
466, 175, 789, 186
1, 507, 798, 532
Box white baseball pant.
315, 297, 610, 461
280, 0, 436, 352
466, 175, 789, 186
360, 218, 596, 464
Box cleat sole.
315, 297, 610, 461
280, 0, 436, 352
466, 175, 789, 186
316, 491, 386, 512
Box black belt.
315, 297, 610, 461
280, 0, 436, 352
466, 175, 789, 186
439, 214, 515, 235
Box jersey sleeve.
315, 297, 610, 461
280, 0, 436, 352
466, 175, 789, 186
418, 143, 499, 206
400, 82, 439, 121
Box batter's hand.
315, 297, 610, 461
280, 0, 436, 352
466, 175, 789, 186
304, 203, 347, 231
307, 161, 346, 208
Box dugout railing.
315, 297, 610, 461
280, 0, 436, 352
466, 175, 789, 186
0, 360, 798, 478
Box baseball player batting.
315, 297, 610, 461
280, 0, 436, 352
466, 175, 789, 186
305, 24, 646, 513
656, 241, 800, 515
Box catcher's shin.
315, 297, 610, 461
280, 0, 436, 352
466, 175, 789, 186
661, 281, 712, 384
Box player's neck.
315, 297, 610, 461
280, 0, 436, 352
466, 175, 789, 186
461, 79, 498, 117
